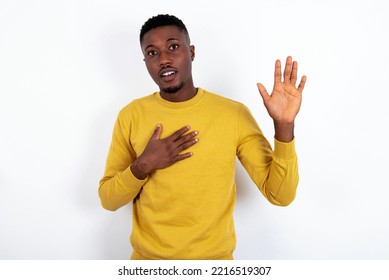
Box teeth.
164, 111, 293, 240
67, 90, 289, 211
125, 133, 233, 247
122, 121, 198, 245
162, 71, 175, 77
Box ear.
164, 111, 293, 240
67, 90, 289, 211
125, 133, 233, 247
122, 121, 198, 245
190, 45, 195, 61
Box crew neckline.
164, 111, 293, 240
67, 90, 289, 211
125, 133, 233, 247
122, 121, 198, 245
153, 88, 205, 109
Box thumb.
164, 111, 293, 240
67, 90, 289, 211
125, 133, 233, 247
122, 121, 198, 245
150, 123, 163, 140
257, 83, 270, 104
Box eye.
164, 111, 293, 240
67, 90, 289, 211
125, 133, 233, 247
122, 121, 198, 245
169, 44, 179, 51
147, 50, 158, 56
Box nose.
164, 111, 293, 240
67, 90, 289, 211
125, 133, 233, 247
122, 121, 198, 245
159, 50, 172, 66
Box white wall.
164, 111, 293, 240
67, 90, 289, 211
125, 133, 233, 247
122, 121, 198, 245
1, 0, 388, 259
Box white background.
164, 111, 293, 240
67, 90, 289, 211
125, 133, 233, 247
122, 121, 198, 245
1, 0, 388, 259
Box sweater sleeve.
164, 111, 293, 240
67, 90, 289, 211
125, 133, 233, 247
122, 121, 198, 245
98, 111, 147, 211
236, 105, 299, 206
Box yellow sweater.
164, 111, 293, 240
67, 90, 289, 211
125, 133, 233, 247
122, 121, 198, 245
99, 88, 298, 260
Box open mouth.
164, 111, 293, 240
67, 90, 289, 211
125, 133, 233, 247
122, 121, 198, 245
161, 71, 176, 77
160, 69, 177, 81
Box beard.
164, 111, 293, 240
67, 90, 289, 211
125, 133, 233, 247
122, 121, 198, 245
162, 82, 184, 94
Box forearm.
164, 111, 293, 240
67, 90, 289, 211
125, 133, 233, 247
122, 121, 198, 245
261, 139, 299, 206
98, 166, 147, 211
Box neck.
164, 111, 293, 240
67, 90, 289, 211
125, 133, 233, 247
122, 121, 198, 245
160, 83, 197, 102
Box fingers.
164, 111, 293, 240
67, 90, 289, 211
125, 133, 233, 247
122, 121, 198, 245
274, 59, 282, 86
150, 123, 163, 140
257, 83, 270, 104
283, 56, 300, 86
173, 152, 194, 163
170, 125, 191, 141
278, 56, 305, 89
283, 56, 293, 83
174, 131, 199, 151
290, 61, 298, 86
297, 75, 307, 93
168, 128, 199, 164
162, 124, 199, 156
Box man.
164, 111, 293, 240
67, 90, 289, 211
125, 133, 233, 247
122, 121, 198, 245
99, 14, 306, 260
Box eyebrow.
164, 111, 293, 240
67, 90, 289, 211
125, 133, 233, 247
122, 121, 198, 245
144, 37, 179, 50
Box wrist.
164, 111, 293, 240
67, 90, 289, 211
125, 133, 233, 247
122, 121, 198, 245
274, 121, 294, 143
130, 159, 149, 180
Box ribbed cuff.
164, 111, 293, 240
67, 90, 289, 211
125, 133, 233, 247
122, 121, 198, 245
121, 165, 148, 190
273, 137, 297, 160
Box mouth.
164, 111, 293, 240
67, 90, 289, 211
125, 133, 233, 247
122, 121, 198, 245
159, 68, 177, 82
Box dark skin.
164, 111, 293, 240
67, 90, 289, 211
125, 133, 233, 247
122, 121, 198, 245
131, 25, 307, 180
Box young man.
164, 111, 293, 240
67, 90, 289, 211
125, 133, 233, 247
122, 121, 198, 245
99, 14, 306, 260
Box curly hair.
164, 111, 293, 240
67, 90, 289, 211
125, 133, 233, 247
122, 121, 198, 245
139, 14, 189, 43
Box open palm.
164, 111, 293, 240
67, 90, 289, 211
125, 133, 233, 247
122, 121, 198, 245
257, 56, 307, 124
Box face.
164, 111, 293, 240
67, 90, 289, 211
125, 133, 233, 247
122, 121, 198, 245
141, 25, 195, 95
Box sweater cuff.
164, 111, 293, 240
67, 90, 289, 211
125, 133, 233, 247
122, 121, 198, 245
273, 137, 297, 160
121, 166, 148, 190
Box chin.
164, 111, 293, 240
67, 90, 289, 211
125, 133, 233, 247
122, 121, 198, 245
161, 82, 184, 94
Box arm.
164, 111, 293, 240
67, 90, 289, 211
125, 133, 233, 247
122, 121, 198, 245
237, 57, 306, 206
98, 114, 145, 211
237, 106, 298, 206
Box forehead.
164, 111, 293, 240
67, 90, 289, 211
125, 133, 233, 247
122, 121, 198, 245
141, 25, 188, 49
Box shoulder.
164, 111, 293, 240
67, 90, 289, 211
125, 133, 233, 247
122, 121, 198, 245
118, 93, 156, 118
201, 88, 247, 112
201, 89, 258, 127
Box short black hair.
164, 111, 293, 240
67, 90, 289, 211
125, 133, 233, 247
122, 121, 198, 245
139, 14, 189, 43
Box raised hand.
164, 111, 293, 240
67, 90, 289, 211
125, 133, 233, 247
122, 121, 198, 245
130, 124, 199, 179
257, 56, 307, 125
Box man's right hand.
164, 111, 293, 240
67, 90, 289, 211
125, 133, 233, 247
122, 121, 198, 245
130, 124, 199, 180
